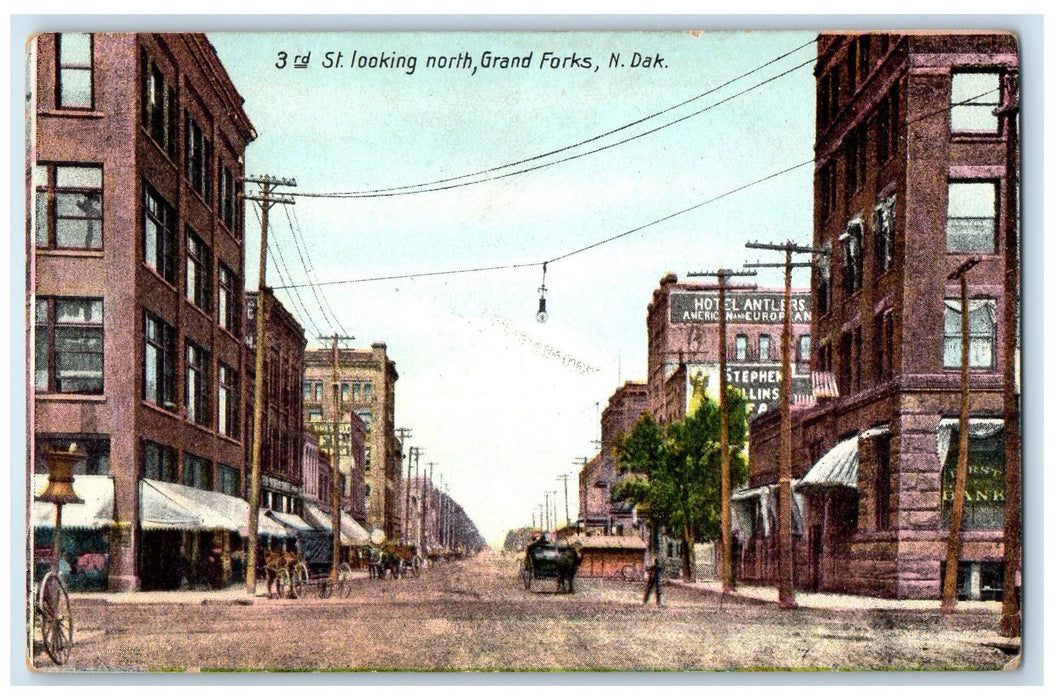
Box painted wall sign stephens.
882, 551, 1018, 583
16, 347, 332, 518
670, 291, 812, 325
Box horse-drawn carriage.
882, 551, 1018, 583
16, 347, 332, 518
263, 550, 353, 599
520, 539, 582, 593
367, 543, 423, 579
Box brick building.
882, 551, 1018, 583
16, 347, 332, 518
303, 343, 400, 538
646, 274, 813, 425
738, 32, 1018, 600
29, 33, 256, 591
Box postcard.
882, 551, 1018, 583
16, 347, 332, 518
23, 26, 1025, 674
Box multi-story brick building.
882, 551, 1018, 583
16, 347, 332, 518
28, 33, 256, 591
739, 32, 1019, 600
646, 274, 813, 425
303, 343, 400, 538
245, 290, 306, 522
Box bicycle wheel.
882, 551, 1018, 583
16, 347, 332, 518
39, 572, 73, 665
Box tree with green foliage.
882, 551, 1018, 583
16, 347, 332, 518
613, 387, 749, 581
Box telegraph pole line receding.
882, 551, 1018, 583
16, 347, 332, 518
687, 268, 757, 593
322, 332, 355, 581
243, 174, 296, 594
557, 473, 572, 533
746, 240, 826, 610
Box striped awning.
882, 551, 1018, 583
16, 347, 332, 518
796, 436, 859, 491
32, 474, 114, 530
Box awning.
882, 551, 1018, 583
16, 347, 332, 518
812, 371, 840, 399
302, 501, 353, 546
937, 417, 1004, 468
32, 474, 115, 530
140, 479, 244, 531
340, 511, 370, 545
796, 436, 859, 491
266, 509, 314, 533
730, 482, 805, 542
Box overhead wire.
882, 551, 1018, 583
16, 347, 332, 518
298, 38, 818, 198
250, 203, 322, 337
283, 204, 349, 336
297, 56, 818, 200
271, 86, 1002, 293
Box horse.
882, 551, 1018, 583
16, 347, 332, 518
555, 545, 584, 594
264, 549, 298, 597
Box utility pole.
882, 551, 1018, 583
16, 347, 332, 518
943, 257, 982, 615
687, 268, 757, 593
243, 174, 295, 594
557, 473, 572, 532
746, 240, 826, 610
996, 71, 1021, 638
321, 332, 354, 581
423, 462, 434, 554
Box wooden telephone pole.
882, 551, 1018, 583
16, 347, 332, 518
243, 175, 295, 594
686, 268, 757, 593
746, 240, 826, 609
942, 257, 982, 615
322, 332, 355, 581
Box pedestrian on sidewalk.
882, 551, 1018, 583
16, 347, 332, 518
643, 556, 663, 606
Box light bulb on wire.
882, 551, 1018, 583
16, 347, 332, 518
536, 263, 549, 323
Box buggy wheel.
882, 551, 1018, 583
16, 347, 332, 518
275, 568, 292, 599
319, 580, 332, 599
39, 572, 73, 665
412, 555, 422, 578
292, 563, 308, 599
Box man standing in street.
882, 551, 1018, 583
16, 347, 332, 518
643, 556, 664, 606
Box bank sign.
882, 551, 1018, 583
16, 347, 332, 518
670, 291, 811, 325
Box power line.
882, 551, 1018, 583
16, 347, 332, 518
282, 204, 343, 334
270, 84, 986, 293
289, 205, 349, 337
296, 57, 818, 200
297, 38, 817, 198
251, 203, 322, 337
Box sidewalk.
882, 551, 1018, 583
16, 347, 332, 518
668, 577, 1004, 614
69, 570, 370, 606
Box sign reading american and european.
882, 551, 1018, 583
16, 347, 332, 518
670, 291, 811, 325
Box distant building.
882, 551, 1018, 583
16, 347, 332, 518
303, 343, 399, 538
739, 32, 1018, 600
646, 274, 813, 425
29, 33, 256, 591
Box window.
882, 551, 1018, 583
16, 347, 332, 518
217, 263, 238, 334
944, 299, 996, 369
364, 446, 372, 471
34, 297, 104, 394
341, 381, 351, 402
947, 182, 996, 252
218, 362, 239, 438
854, 35, 871, 86
874, 433, 892, 531
142, 440, 177, 482
352, 381, 362, 401
363, 381, 372, 400
57, 33, 93, 108
816, 244, 832, 316
875, 83, 900, 165
819, 161, 837, 219
874, 312, 895, 382
144, 311, 176, 408
797, 334, 811, 369
218, 464, 240, 496
951, 71, 1001, 133
185, 229, 212, 310
941, 426, 1005, 530
758, 334, 771, 361
852, 327, 863, 393
141, 50, 176, 155
873, 192, 896, 275
186, 340, 210, 426
846, 129, 866, 194
218, 162, 237, 232
840, 219, 864, 295
183, 453, 212, 490
35, 164, 103, 249
838, 332, 853, 397
307, 408, 323, 422
185, 114, 212, 199
358, 411, 372, 433
144, 183, 177, 283
734, 334, 747, 361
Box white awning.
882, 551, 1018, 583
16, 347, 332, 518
255, 509, 292, 538
140, 479, 245, 531
340, 510, 370, 545
266, 509, 314, 533
937, 417, 1005, 468
32, 474, 115, 530
302, 501, 353, 546
730, 482, 805, 541
797, 436, 859, 491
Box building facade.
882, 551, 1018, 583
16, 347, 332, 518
303, 343, 400, 537
646, 274, 813, 425
29, 33, 256, 591
738, 32, 1018, 600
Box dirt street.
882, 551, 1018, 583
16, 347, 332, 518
30, 550, 1012, 673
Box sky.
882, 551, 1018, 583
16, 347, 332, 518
206, 30, 818, 547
